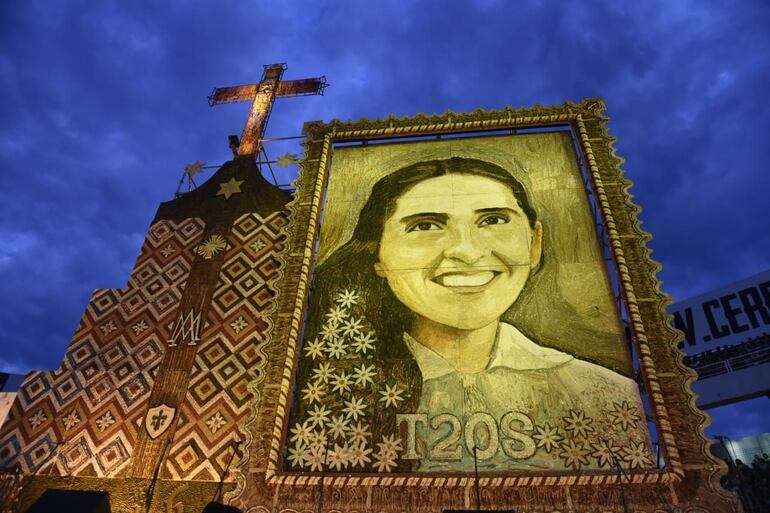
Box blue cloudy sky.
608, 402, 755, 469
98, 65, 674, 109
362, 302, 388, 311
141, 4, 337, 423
1, 1, 768, 439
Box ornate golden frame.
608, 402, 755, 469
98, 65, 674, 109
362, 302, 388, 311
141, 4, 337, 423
230, 98, 739, 512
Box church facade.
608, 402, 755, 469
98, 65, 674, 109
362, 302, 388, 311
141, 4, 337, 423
0, 95, 739, 513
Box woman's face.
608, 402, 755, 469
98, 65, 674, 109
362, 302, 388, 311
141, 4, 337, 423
374, 173, 542, 331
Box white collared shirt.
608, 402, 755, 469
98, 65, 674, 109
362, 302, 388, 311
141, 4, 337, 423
402, 323, 651, 471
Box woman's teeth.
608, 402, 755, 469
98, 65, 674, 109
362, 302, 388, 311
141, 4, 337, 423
435, 271, 495, 287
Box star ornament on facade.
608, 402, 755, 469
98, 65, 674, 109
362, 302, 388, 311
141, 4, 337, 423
377, 434, 403, 455
229, 316, 249, 334
305, 444, 326, 472
132, 320, 149, 335
372, 447, 398, 472
197, 234, 229, 259
325, 305, 348, 326
348, 442, 373, 468
160, 244, 176, 258
62, 410, 81, 430
95, 411, 116, 432
206, 411, 228, 433
275, 152, 300, 168
307, 428, 328, 451
216, 177, 245, 200
341, 317, 364, 338
28, 410, 47, 429
320, 323, 342, 342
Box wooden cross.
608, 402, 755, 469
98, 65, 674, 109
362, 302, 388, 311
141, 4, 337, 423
209, 63, 327, 156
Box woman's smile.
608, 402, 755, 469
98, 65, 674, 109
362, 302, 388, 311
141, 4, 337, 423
375, 173, 542, 330
431, 270, 500, 288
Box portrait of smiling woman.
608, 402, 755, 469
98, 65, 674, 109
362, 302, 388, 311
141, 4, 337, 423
287, 152, 653, 474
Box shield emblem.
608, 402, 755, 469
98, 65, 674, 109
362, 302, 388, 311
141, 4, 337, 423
145, 404, 176, 439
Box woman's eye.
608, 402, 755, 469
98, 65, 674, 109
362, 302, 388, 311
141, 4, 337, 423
407, 221, 440, 232
479, 215, 509, 226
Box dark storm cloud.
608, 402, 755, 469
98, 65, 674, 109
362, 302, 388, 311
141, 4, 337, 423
1, 0, 768, 434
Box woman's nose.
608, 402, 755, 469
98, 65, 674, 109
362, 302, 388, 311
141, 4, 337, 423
442, 226, 486, 264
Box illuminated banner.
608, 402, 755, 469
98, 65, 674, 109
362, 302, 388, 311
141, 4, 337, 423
237, 101, 737, 512
669, 270, 770, 355
284, 133, 652, 473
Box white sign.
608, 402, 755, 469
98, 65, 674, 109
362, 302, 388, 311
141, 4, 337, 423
668, 270, 770, 355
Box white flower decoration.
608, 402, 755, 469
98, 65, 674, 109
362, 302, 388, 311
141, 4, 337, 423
306, 444, 326, 472
341, 317, 364, 338
287, 445, 308, 468
325, 306, 348, 326
378, 383, 405, 408
312, 362, 333, 384
346, 421, 371, 445
331, 371, 353, 395
304, 338, 326, 360
372, 447, 398, 472
352, 330, 376, 354
343, 396, 367, 421
302, 382, 325, 404
325, 338, 348, 359
377, 434, 403, 455
307, 428, 328, 451
327, 443, 351, 471
289, 421, 313, 446
352, 363, 376, 386
327, 414, 350, 439
348, 442, 373, 468
320, 323, 342, 342
336, 289, 359, 309
307, 405, 331, 428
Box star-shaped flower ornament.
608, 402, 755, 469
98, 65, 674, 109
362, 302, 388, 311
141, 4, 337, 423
184, 160, 205, 177
276, 152, 300, 168
378, 383, 405, 408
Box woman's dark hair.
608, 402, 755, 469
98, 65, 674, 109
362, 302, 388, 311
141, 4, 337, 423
288, 157, 538, 472
314, 157, 538, 349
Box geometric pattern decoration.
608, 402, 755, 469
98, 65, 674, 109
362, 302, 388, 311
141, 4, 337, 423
0, 218, 204, 477
162, 211, 288, 482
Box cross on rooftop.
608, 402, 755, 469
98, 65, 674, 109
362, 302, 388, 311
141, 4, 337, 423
209, 63, 327, 156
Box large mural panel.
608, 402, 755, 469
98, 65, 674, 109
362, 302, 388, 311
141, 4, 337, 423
283, 133, 653, 474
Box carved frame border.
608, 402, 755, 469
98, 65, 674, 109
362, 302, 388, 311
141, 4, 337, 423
234, 98, 737, 511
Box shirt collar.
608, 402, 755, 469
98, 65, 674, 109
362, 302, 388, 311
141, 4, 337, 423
403, 322, 573, 381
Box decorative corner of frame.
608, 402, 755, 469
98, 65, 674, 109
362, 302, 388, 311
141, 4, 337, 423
578, 97, 608, 117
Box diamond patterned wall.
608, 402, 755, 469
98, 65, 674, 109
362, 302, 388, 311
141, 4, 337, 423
162, 212, 288, 482
0, 218, 204, 477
